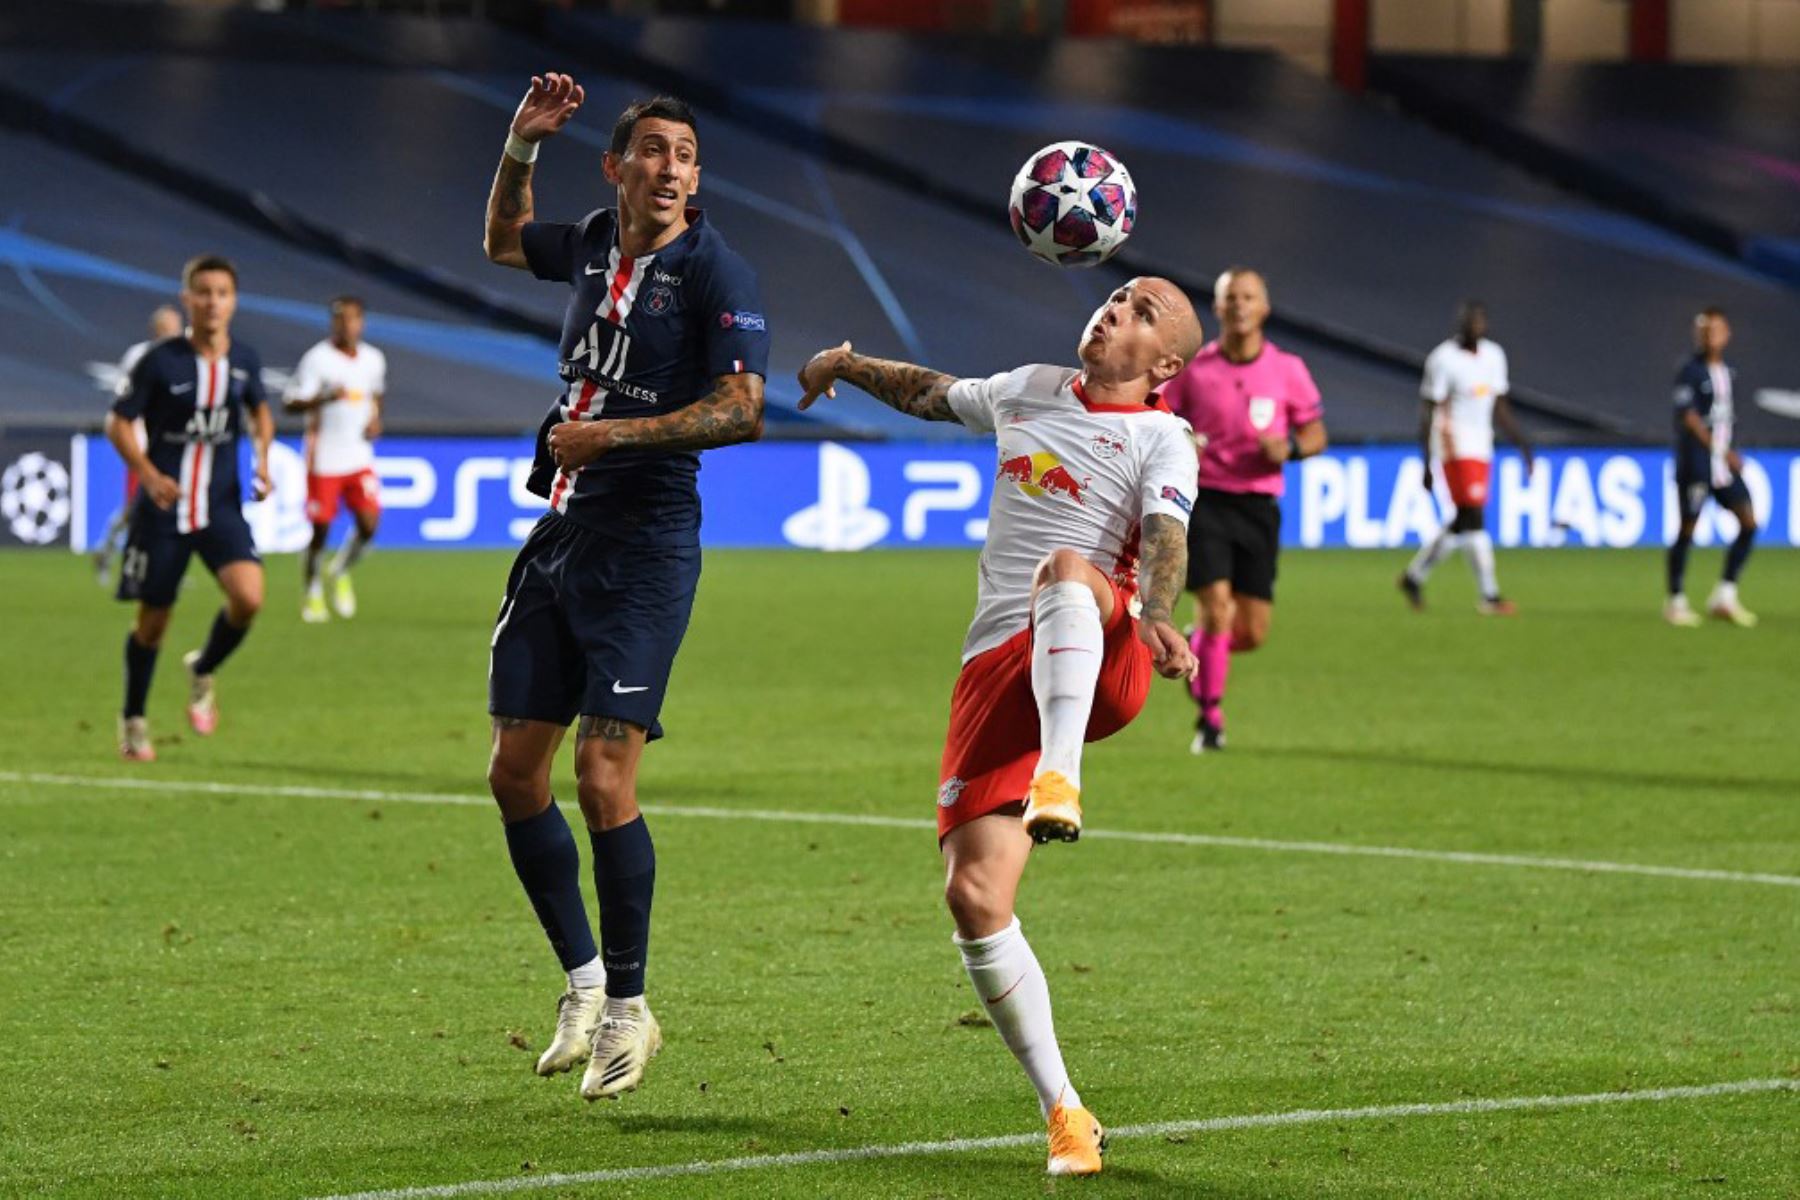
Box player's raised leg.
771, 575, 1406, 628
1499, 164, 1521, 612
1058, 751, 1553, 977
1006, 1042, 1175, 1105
120, 603, 170, 761
488, 716, 608, 1075
182, 557, 263, 736
944, 815, 1104, 1175
1023, 549, 1114, 844
573, 718, 662, 1101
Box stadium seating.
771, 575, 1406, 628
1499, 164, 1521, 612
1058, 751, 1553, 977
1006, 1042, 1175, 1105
3, 4, 1798, 444
1371, 56, 1800, 284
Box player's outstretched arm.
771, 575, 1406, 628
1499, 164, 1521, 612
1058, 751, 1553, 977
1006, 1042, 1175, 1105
797, 342, 958, 423
546, 372, 764, 469
484, 73, 584, 270
1136, 513, 1196, 681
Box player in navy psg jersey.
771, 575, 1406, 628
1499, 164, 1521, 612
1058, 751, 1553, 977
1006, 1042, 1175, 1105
107, 255, 274, 761
481, 75, 768, 1103
1666, 306, 1758, 628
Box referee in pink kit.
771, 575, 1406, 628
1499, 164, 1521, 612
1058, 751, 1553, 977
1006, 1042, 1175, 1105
1160, 268, 1327, 754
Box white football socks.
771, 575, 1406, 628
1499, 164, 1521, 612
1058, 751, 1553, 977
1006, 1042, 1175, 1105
955, 917, 1079, 1117
1407, 529, 1458, 583
1466, 530, 1499, 598
567, 956, 606, 991
1030, 582, 1103, 789
332, 529, 370, 575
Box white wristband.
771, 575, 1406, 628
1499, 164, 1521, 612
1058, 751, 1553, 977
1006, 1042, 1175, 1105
503, 131, 539, 164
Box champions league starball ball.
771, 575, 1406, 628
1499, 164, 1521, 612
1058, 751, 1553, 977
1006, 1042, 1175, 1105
1008, 141, 1136, 268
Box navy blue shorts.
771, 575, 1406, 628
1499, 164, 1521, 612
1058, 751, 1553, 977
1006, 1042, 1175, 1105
116, 502, 260, 608
1676, 472, 1752, 524
488, 513, 701, 740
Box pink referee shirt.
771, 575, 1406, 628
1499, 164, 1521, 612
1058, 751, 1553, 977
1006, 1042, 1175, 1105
1161, 340, 1323, 497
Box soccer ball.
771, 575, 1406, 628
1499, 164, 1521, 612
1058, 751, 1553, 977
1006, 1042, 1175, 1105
1008, 141, 1136, 268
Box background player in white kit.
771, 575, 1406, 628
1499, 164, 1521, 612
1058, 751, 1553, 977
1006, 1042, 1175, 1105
797, 277, 1202, 1179
1399, 301, 1534, 615
284, 296, 385, 622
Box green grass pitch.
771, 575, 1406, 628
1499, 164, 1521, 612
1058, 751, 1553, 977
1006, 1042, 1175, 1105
1, 545, 1795, 1198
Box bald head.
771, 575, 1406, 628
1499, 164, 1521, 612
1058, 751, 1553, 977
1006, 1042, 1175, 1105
1137, 276, 1205, 369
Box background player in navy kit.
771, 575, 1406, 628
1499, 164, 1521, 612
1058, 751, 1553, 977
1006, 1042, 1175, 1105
1666, 306, 1758, 628
481, 74, 767, 1103
108, 255, 273, 761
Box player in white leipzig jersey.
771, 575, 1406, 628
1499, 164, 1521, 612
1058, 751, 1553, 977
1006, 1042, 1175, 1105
284, 296, 385, 622
798, 277, 1203, 1179
1399, 302, 1534, 615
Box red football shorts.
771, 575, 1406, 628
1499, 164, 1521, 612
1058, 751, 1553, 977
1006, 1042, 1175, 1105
936, 579, 1151, 839
306, 468, 381, 524
1442, 458, 1490, 509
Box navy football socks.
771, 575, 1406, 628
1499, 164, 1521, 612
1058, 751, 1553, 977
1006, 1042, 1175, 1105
591, 817, 655, 999
1666, 535, 1691, 596
191, 608, 248, 675
123, 633, 158, 719
1723, 525, 1755, 583
504, 800, 598, 972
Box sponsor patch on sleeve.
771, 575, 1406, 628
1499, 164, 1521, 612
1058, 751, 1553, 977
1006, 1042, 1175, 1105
718, 311, 767, 332
1160, 485, 1193, 513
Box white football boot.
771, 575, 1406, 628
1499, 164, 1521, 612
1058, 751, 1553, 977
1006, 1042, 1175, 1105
119, 716, 156, 762
1663, 594, 1701, 628
579, 999, 662, 1100
181, 651, 218, 735
535, 986, 605, 1076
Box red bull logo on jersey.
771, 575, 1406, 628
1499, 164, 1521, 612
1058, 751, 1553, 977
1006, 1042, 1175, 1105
997, 450, 1089, 506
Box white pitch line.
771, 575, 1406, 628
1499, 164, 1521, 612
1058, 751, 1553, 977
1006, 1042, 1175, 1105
309, 1078, 1798, 1200
2, 770, 1797, 888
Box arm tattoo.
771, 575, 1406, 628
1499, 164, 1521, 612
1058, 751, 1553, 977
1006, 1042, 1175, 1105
837, 352, 958, 422
577, 716, 637, 743
486, 156, 534, 256
1137, 514, 1188, 625
601, 373, 765, 454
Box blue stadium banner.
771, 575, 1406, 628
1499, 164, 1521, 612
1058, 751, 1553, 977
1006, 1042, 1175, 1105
60, 435, 1800, 552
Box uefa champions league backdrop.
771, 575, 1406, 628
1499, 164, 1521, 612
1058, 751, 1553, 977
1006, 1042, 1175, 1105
19, 435, 1800, 553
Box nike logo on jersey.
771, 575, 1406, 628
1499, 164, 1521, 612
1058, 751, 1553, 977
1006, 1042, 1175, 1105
1047, 647, 1093, 655
611, 682, 649, 694
170, 382, 194, 394
584, 263, 607, 275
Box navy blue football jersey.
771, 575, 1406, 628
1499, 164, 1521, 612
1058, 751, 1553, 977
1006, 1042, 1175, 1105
1672, 355, 1736, 482
113, 337, 268, 534
520, 208, 770, 543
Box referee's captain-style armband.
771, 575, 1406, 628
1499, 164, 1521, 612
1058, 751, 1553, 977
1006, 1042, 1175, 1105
1287, 431, 1303, 461
503, 131, 539, 164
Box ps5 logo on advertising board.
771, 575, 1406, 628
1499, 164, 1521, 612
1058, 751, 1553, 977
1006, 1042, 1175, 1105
781, 442, 989, 551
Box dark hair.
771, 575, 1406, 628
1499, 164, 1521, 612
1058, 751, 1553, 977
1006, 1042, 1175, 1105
330, 295, 366, 314
182, 254, 238, 291
609, 96, 698, 158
